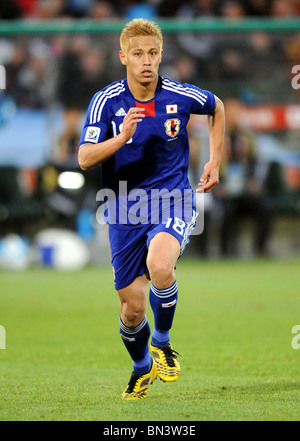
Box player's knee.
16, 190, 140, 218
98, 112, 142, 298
147, 258, 174, 289
120, 301, 146, 327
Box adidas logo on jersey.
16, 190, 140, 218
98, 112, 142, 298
116, 107, 126, 116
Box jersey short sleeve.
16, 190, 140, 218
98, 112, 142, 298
79, 90, 109, 148
182, 83, 216, 116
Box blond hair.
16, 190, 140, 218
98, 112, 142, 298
120, 18, 163, 53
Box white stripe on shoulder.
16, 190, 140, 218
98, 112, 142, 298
162, 84, 206, 107
91, 82, 125, 124
94, 86, 126, 123
163, 78, 208, 100
162, 79, 207, 105
90, 82, 122, 124
162, 78, 207, 106
90, 82, 125, 124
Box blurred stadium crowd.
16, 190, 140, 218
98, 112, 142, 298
0, 0, 300, 266
1, 0, 300, 20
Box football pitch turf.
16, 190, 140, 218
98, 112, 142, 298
1, 258, 300, 421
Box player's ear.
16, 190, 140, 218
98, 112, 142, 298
119, 50, 127, 66
159, 49, 163, 63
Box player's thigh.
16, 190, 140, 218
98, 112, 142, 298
109, 224, 148, 291
118, 273, 149, 326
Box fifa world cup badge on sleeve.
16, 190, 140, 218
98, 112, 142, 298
84, 126, 101, 143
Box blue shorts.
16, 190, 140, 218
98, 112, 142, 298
109, 210, 198, 290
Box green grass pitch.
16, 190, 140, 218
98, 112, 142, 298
1, 258, 300, 421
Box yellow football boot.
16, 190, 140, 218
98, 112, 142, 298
122, 361, 157, 400
150, 343, 181, 382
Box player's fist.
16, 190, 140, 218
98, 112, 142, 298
120, 107, 145, 143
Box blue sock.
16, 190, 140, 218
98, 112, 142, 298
119, 316, 152, 376
149, 280, 178, 349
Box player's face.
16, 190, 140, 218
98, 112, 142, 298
120, 36, 163, 85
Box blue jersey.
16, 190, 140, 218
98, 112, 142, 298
79, 76, 216, 226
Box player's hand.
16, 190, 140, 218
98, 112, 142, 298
196, 161, 219, 193
120, 107, 145, 143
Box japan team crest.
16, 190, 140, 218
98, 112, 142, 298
164, 118, 180, 138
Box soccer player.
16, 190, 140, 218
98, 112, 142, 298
78, 18, 225, 399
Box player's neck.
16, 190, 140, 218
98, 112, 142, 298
127, 76, 158, 102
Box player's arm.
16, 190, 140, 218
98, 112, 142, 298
197, 95, 225, 193
78, 107, 145, 170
